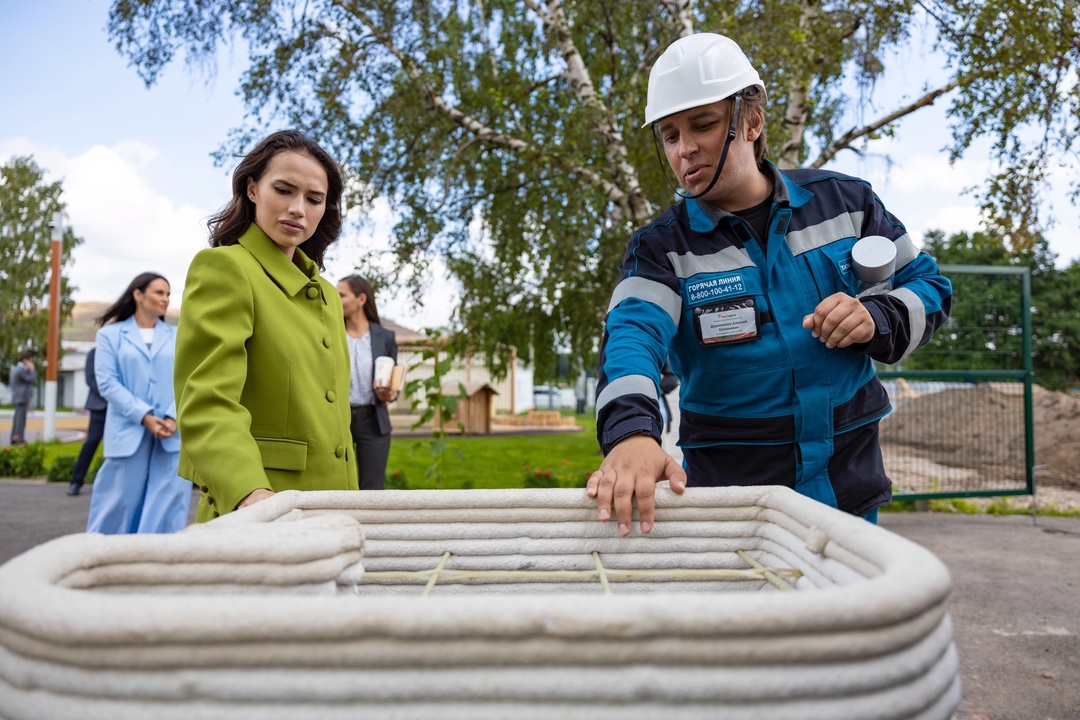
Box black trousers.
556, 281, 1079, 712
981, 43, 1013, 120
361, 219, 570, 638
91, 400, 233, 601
71, 409, 106, 487
350, 405, 391, 490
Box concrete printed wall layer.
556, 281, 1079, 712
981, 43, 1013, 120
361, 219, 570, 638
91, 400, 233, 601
0, 486, 960, 719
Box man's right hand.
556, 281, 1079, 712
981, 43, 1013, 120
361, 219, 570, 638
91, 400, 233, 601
586, 434, 687, 537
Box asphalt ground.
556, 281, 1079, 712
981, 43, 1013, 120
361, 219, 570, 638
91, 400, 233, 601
0, 479, 1077, 719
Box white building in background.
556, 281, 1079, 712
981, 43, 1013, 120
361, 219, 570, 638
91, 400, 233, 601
396, 342, 535, 416
0, 341, 94, 411
56, 341, 96, 410
10, 304, 546, 415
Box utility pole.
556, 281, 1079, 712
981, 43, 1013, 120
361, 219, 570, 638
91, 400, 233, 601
43, 213, 62, 441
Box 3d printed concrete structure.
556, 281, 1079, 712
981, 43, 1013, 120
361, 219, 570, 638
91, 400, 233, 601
0, 486, 960, 719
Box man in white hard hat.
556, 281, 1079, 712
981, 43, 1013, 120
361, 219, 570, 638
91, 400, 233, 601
587, 33, 952, 536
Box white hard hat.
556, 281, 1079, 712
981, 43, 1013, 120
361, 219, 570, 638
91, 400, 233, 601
643, 33, 767, 127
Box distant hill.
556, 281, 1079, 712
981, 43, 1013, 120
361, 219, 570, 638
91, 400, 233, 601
63, 302, 104, 343
64, 302, 180, 342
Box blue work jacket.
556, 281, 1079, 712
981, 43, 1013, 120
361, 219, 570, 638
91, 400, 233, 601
596, 162, 952, 515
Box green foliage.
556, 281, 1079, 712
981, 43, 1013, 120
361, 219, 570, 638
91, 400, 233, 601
0, 442, 46, 478
46, 454, 77, 483
404, 328, 466, 488
385, 468, 408, 489
382, 411, 600, 490
522, 466, 558, 488
0, 156, 83, 370
882, 495, 1080, 518
917, 229, 1080, 389
106, 0, 1080, 373
522, 458, 590, 488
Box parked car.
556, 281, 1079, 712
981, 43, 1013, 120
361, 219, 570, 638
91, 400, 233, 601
533, 385, 561, 410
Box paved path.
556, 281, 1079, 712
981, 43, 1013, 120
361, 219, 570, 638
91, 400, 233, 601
879, 512, 1079, 719
0, 480, 1076, 719
0, 410, 87, 446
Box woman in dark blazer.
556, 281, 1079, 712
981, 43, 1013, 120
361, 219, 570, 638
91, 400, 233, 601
337, 275, 398, 490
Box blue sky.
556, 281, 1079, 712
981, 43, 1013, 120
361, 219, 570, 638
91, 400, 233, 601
3, 0, 1078, 330
1, 0, 432, 326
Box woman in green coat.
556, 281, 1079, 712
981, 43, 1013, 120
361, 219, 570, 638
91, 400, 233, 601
174, 130, 358, 522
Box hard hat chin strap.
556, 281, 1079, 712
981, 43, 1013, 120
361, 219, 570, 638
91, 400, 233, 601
652, 95, 743, 203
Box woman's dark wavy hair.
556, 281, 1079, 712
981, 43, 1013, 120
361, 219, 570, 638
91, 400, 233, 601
339, 275, 382, 326
98, 273, 169, 326
207, 130, 344, 268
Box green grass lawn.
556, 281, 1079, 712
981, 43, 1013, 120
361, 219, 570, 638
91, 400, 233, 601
23, 413, 603, 490
387, 413, 601, 489
41, 441, 92, 468
17, 416, 1080, 517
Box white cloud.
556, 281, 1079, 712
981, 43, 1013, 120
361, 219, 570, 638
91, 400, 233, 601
914, 204, 984, 240
0, 138, 70, 174
828, 114, 1080, 264
62, 144, 211, 306
3, 139, 212, 307
322, 200, 457, 332
3, 139, 458, 328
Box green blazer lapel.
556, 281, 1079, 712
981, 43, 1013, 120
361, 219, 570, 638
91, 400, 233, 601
237, 223, 321, 299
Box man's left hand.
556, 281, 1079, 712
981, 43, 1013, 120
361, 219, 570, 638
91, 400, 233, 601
802, 293, 875, 349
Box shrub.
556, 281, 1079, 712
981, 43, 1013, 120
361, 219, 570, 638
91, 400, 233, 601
521, 462, 590, 489
385, 469, 408, 490
0, 442, 46, 478
522, 467, 558, 489
47, 455, 78, 483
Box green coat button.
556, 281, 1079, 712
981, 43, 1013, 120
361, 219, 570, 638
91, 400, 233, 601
200, 485, 209, 493
207, 496, 215, 505
322, 337, 331, 348
326, 390, 336, 403
306, 286, 319, 299
335, 446, 345, 458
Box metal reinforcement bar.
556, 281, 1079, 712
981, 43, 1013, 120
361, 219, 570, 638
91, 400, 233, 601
366, 551, 802, 594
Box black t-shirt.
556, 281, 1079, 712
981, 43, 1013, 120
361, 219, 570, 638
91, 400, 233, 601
733, 195, 772, 248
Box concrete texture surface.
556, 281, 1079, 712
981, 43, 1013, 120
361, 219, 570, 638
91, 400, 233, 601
0, 479, 1076, 719
0, 487, 961, 719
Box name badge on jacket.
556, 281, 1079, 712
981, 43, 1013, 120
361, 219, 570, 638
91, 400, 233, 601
694, 298, 761, 346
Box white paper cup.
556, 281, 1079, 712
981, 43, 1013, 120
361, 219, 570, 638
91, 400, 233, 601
374, 356, 395, 386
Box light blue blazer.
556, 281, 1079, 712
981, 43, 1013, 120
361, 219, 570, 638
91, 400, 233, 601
95, 317, 180, 458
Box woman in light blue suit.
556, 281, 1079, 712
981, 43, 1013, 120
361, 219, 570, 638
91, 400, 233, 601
86, 273, 191, 534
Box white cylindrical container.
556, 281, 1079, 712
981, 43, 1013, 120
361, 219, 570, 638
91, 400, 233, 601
851, 235, 897, 297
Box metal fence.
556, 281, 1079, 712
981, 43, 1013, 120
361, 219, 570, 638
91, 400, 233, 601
661, 265, 1036, 502
879, 265, 1034, 501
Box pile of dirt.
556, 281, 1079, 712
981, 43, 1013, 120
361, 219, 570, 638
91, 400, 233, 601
881, 383, 1080, 491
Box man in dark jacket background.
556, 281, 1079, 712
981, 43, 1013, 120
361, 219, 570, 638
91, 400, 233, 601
8, 352, 37, 445
67, 347, 108, 496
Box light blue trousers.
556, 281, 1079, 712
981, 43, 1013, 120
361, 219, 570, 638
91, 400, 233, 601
86, 431, 191, 534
